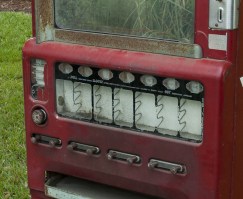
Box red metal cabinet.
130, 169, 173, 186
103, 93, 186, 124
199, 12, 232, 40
22, 0, 243, 198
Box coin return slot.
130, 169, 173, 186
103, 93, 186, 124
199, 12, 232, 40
107, 150, 141, 165
148, 159, 186, 175
67, 141, 100, 155
31, 134, 62, 148
45, 172, 157, 199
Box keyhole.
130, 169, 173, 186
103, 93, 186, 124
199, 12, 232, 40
218, 7, 224, 23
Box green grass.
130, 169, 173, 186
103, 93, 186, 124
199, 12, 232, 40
0, 12, 32, 199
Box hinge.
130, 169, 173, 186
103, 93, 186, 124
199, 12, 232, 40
209, 0, 240, 30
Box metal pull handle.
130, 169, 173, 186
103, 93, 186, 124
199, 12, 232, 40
107, 150, 141, 165
31, 134, 62, 147
148, 159, 186, 175
67, 142, 100, 155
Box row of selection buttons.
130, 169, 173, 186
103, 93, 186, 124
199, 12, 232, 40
58, 63, 203, 94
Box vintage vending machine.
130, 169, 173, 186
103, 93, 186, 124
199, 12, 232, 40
23, 0, 243, 198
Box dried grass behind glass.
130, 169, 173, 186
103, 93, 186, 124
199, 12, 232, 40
55, 0, 194, 42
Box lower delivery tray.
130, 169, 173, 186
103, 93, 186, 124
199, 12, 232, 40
45, 174, 157, 199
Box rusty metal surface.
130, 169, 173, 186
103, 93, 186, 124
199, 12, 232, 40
36, 0, 54, 42
55, 30, 202, 58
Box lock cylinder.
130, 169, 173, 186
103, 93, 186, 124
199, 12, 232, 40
209, 0, 239, 29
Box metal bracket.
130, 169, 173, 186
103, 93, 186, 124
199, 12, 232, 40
209, 0, 240, 29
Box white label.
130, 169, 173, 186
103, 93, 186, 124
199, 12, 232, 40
208, 34, 227, 51
240, 77, 243, 87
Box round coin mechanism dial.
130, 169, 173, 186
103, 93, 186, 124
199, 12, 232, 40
32, 109, 47, 125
